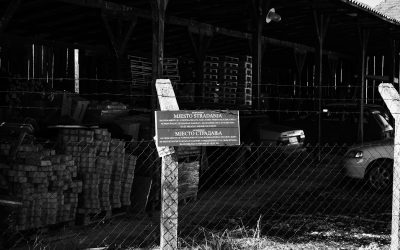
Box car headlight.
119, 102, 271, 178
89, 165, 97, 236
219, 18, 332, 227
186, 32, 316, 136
349, 150, 363, 158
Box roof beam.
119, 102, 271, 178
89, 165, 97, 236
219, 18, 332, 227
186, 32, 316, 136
55, 0, 352, 59
0, 0, 21, 32
0, 33, 106, 52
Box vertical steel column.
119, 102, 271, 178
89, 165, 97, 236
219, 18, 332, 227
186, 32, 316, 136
359, 28, 369, 144
151, 0, 168, 110
313, 11, 329, 158
188, 29, 213, 103
252, 0, 269, 110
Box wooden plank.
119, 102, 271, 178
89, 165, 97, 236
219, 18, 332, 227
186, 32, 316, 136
378, 83, 400, 250
156, 79, 179, 250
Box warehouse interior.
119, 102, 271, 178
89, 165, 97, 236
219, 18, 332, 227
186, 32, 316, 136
0, 0, 400, 244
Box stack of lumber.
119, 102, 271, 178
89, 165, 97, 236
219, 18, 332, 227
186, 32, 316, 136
94, 129, 112, 212
129, 55, 152, 87
203, 56, 220, 104
60, 129, 101, 214
163, 58, 181, 84
121, 154, 137, 206
109, 139, 125, 208
202, 55, 253, 107
0, 143, 82, 231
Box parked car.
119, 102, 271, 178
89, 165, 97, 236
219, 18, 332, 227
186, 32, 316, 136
293, 103, 393, 146
343, 139, 393, 191
240, 113, 305, 151
202, 113, 306, 186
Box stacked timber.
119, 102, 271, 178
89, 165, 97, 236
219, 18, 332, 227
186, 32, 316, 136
94, 129, 112, 212
0, 143, 82, 231
237, 56, 253, 107
129, 55, 152, 86
121, 154, 137, 206
202, 55, 253, 107
163, 58, 181, 84
203, 56, 221, 104
109, 139, 125, 208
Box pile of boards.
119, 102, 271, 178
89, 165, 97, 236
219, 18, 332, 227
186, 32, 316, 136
0, 127, 137, 230
0, 143, 82, 231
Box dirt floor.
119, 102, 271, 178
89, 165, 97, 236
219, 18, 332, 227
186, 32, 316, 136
10, 153, 393, 249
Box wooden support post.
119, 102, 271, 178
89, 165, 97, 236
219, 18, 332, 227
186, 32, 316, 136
151, 0, 169, 110
373, 56, 376, 103
252, 0, 269, 110
155, 79, 179, 250
294, 48, 307, 97
359, 28, 369, 144
0, 0, 21, 33
188, 29, 213, 102
101, 11, 137, 58
378, 83, 400, 250
101, 10, 137, 79
74, 49, 79, 94
389, 39, 396, 85
313, 10, 330, 158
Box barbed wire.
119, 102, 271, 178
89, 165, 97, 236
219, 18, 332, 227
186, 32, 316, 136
0, 75, 390, 89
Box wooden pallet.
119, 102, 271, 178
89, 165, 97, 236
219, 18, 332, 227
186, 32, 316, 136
220, 56, 240, 63
223, 68, 239, 75
204, 68, 219, 74
204, 61, 219, 68
223, 75, 238, 81
223, 81, 238, 87
205, 56, 219, 62
204, 74, 218, 80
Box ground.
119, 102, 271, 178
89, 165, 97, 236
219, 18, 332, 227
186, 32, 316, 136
9, 150, 394, 249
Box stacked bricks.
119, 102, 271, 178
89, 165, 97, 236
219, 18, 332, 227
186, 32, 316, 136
203, 56, 221, 104
163, 58, 181, 85
121, 155, 137, 206
109, 139, 125, 208
0, 143, 82, 231
202, 55, 253, 107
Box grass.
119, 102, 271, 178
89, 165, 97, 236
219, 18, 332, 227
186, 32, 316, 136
177, 214, 391, 250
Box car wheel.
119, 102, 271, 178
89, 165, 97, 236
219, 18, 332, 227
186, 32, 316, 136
367, 160, 393, 191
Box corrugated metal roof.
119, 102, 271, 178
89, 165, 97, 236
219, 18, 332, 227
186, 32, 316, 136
374, 0, 400, 21
341, 0, 400, 25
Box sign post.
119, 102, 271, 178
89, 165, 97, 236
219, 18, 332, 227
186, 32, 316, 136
155, 79, 179, 250
155, 110, 240, 147
378, 83, 400, 250
155, 79, 240, 249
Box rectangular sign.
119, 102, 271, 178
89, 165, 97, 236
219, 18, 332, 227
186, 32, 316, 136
155, 110, 240, 147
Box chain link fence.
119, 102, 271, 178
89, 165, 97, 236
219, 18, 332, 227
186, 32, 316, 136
1, 139, 395, 249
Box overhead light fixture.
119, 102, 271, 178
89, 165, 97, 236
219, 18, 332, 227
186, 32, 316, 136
266, 8, 281, 23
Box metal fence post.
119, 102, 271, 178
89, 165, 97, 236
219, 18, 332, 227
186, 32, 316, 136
378, 83, 400, 250
156, 79, 179, 250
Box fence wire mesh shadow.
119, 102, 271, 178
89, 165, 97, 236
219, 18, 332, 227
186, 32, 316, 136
177, 143, 394, 249
0, 138, 396, 249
